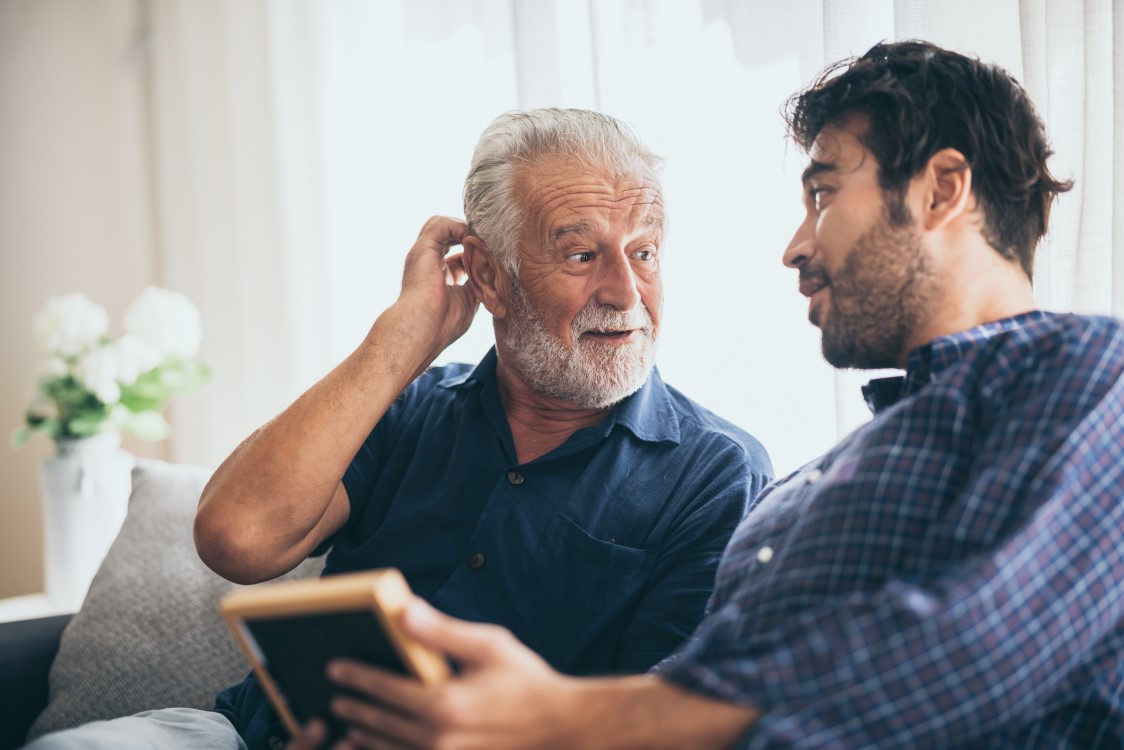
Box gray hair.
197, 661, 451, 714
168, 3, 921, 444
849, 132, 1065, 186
462, 108, 663, 276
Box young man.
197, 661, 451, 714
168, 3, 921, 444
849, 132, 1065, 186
23, 110, 771, 750
305, 42, 1124, 749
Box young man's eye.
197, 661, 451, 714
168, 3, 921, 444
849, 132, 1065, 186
809, 187, 832, 211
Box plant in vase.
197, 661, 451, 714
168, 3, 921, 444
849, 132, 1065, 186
13, 287, 209, 448
12, 287, 209, 610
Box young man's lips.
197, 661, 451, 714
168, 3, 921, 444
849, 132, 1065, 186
799, 279, 827, 298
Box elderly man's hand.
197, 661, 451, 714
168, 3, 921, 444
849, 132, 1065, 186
392, 216, 480, 361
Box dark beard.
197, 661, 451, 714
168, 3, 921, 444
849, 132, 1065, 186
817, 211, 937, 369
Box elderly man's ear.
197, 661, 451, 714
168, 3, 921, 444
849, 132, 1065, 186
463, 235, 509, 320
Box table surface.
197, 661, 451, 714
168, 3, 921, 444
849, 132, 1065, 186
0, 592, 72, 623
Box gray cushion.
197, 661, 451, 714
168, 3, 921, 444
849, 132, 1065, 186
27, 459, 324, 739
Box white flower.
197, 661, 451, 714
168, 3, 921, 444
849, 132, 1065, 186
73, 335, 161, 405
34, 293, 109, 357
17, 288, 208, 446
75, 345, 122, 405
40, 355, 70, 378
124, 287, 202, 359
111, 334, 162, 386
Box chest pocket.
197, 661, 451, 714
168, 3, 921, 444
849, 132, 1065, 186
524, 513, 656, 673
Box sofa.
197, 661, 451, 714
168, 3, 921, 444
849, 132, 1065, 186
0, 460, 323, 750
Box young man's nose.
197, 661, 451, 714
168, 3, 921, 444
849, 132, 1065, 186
783, 219, 817, 268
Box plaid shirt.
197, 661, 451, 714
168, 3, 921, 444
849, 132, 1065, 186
660, 311, 1124, 748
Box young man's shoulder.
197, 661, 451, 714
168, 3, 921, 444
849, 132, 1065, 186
976, 312, 1124, 386
939, 312, 1124, 432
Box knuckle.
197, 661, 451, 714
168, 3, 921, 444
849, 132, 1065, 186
477, 624, 512, 654
428, 691, 460, 724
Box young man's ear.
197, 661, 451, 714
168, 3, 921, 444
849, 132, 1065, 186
463, 235, 509, 319
917, 147, 974, 232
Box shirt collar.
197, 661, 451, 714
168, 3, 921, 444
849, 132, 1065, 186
436, 347, 496, 390
438, 347, 679, 445
862, 310, 1050, 413
611, 366, 680, 445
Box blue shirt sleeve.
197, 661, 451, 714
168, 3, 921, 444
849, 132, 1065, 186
311, 368, 439, 557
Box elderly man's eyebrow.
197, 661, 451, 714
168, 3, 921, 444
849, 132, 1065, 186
801, 159, 836, 185
548, 215, 664, 248
550, 222, 592, 243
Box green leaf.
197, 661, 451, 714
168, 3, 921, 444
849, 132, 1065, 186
118, 385, 168, 413
10, 427, 30, 449
157, 359, 211, 391
67, 410, 109, 437
36, 418, 61, 440
122, 410, 169, 441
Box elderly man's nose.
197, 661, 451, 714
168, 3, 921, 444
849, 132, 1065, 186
596, 254, 642, 311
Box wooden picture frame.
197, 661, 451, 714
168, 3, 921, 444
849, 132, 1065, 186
220, 568, 450, 741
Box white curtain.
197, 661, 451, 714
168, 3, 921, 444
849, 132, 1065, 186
147, 0, 1122, 476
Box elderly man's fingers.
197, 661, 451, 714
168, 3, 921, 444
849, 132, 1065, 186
442, 250, 468, 285
415, 216, 467, 250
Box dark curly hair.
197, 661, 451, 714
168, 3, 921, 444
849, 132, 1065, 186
784, 40, 1072, 280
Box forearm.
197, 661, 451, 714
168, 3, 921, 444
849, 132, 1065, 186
194, 305, 436, 582
548, 674, 756, 750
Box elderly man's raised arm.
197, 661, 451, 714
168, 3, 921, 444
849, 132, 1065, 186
194, 217, 478, 584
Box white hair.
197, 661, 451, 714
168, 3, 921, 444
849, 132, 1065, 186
462, 108, 663, 276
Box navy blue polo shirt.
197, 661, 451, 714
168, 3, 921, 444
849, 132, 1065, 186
214, 348, 772, 749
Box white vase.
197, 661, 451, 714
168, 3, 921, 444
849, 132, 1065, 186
39, 432, 135, 611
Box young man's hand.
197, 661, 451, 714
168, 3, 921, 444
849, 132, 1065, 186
285, 598, 575, 750
287, 598, 758, 750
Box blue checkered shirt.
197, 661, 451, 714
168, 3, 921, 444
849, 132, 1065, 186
660, 311, 1124, 748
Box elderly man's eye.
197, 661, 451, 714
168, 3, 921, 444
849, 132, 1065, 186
567, 251, 595, 263
632, 248, 656, 261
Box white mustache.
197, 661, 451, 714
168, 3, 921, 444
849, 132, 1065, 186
572, 304, 654, 335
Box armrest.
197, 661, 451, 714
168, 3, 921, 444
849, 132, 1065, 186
0, 614, 73, 749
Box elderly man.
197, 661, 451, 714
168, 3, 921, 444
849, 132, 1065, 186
306, 42, 1124, 749
24, 109, 771, 750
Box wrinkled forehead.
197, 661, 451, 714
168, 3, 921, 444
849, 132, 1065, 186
515, 156, 665, 236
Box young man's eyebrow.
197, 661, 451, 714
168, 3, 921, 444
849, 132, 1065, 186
801, 159, 836, 185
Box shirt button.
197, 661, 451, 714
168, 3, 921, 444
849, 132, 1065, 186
806, 468, 823, 484
268, 738, 285, 750
469, 553, 486, 570
507, 470, 524, 485
756, 546, 774, 564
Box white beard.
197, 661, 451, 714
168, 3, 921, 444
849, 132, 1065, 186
504, 282, 657, 409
